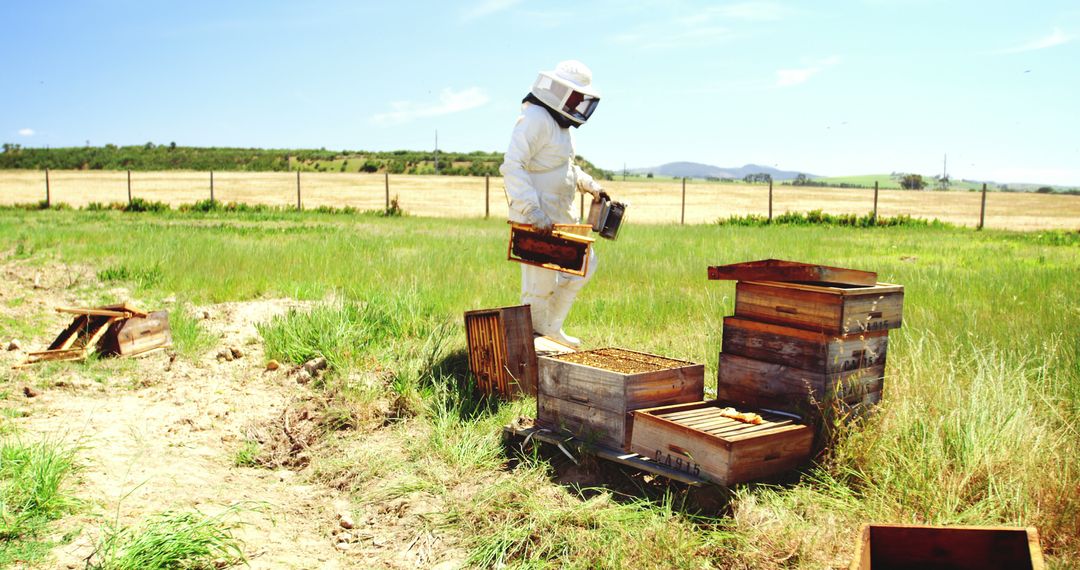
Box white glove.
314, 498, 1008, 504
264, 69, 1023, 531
579, 183, 603, 199
524, 206, 553, 232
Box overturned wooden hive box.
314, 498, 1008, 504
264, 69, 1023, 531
630, 401, 813, 485
508, 223, 594, 277
537, 348, 704, 450
464, 305, 538, 398
24, 303, 172, 365
849, 524, 1045, 570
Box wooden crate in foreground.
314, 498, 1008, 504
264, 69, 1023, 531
537, 348, 704, 450
630, 401, 813, 485
849, 524, 1045, 570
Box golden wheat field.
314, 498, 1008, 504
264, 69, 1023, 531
2, 170, 1078, 230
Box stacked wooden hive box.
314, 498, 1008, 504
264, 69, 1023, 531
466, 259, 903, 487
710, 260, 904, 423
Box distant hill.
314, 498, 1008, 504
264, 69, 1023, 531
630, 161, 815, 181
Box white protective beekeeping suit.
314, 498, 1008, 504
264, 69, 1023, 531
500, 60, 604, 347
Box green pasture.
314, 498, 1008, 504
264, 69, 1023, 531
1, 208, 1077, 568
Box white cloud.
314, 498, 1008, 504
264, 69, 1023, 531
17, 128, 34, 136
460, 0, 521, 22
608, 2, 791, 51
371, 87, 491, 125
982, 166, 1080, 187
996, 28, 1073, 54
612, 24, 732, 50
706, 2, 790, 21
775, 56, 840, 87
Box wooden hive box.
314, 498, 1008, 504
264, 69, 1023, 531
721, 316, 888, 374
537, 348, 704, 450
849, 524, 1045, 570
465, 305, 538, 398
735, 281, 904, 334
717, 352, 884, 419
630, 401, 813, 485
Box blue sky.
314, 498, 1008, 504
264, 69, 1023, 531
3, 1, 1079, 185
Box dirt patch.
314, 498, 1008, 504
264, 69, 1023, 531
0, 257, 477, 568
0, 260, 358, 567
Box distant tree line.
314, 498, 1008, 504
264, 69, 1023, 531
0, 143, 615, 181
787, 173, 869, 189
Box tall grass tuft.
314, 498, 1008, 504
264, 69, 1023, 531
88, 505, 249, 570
258, 292, 436, 373
0, 437, 78, 564
449, 472, 735, 568
169, 305, 216, 359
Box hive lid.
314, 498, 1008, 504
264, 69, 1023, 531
707, 258, 877, 286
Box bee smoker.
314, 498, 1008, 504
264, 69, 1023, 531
587, 193, 627, 240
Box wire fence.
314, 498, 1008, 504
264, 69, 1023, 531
2, 169, 1078, 231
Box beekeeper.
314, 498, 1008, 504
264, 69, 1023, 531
500, 60, 604, 347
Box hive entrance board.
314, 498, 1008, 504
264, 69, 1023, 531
508, 223, 594, 276
502, 423, 707, 486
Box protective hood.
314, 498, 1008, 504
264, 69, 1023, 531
530, 60, 600, 127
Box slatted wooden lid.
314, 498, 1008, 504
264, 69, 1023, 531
707, 259, 877, 286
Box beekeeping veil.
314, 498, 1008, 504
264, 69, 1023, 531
530, 60, 600, 128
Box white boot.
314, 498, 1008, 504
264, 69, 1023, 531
521, 294, 550, 337
521, 264, 557, 337
536, 285, 582, 347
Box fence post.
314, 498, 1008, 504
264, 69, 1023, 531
485, 175, 490, 219
127, 170, 132, 205
45, 168, 50, 207
681, 177, 686, 225
384, 172, 390, 210
978, 183, 987, 230
768, 179, 773, 222
296, 171, 302, 210
210, 171, 214, 203
872, 181, 879, 222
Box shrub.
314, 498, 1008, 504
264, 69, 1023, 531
123, 197, 170, 213
717, 210, 951, 228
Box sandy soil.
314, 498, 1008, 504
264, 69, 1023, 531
0, 258, 463, 569
2, 170, 1077, 230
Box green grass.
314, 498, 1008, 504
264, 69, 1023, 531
0, 437, 79, 567
87, 505, 249, 570
1, 208, 1077, 567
